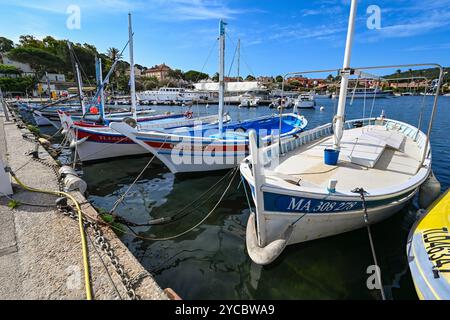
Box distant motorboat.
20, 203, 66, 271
332, 88, 394, 99
137, 87, 203, 104
294, 94, 316, 109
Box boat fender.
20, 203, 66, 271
58, 166, 78, 178
246, 212, 293, 265
419, 171, 441, 209
63, 175, 87, 194
69, 136, 89, 149
38, 137, 51, 147
122, 117, 138, 128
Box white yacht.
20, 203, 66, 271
137, 87, 203, 103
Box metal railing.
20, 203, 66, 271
278, 63, 444, 168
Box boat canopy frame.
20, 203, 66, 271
278, 63, 444, 168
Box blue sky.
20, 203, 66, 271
1, 0, 449, 77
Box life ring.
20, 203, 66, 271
234, 126, 246, 133
184, 110, 193, 119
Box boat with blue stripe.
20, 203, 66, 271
239, 0, 444, 265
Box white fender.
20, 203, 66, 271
419, 171, 441, 208
69, 136, 89, 149
0, 160, 13, 195
246, 212, 293, 265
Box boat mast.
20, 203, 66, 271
128, 13, 137, 119
218, 20, 226, 135
333, 0, 358, 149
74, 63, 86, 115
96, 57, 105, 118
237, 38, 240, 82
67, 42, 86, 115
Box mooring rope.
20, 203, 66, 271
352, 187, 386, 300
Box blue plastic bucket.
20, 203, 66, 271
324, 148, 340, 165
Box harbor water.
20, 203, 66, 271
50, 96, 450, 299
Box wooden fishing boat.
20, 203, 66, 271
111, 20, 308, 174
59, 14, 227, 162
240, 0, 444, 265
407, 189, 450, 300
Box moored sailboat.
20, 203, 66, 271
59, 13, 228, 162
240, 0, 444, 265
110, 20, 308, 174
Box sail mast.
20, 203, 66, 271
333, 0, 358, 149
97, 57, 105, 119
74, 63, 86, 115
237, 38, 240, 82
218, 20, 226, 135
128, 13, 137, 119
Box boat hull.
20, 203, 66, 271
407, 189, 450, 300
253, 188, 416, 246
110, 114, 308, 174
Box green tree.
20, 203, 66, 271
0, 37, 14, 52
8, 47, 65, 75
245, 75, 256, 81
275, 75, 283, 83
19, 35, 43, 48
183, 70, 209, 83
168, 69, 184, 80
142, 76, 159, 90
107, 47, 122, 61
0, 64, 21, 75
0, 76, 36, 93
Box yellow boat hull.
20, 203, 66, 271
407, 189, 450, 300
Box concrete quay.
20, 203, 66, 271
0, 105, 168, 300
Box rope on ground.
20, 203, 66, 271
6, 168, 93, 300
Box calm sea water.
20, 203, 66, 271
62, 96, 449, 299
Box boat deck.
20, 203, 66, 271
273, 125, 422, 191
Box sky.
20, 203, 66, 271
0, 0, 449, 77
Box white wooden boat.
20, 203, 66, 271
240, 0, 444, 265
58, 111, 227, 162
59, 14, 229, 163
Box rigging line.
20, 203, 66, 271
227, 41, 239, 78
109, 146, 164, 214
362, 79, 367, 132
142, 167, 239, 241
241, 175, 253, 212
226, 34, 255, 78
137, 168, 237, 226
368, 82, 379, 121
195, 39, 218, 83
80, 167, 239, 242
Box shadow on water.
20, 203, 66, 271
75, 96, 450, 299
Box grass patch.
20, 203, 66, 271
7, 199, 21, 209
26, 124, 40, 135
95, 206, 127, 236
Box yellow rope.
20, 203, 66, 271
10, 173, 93, 300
